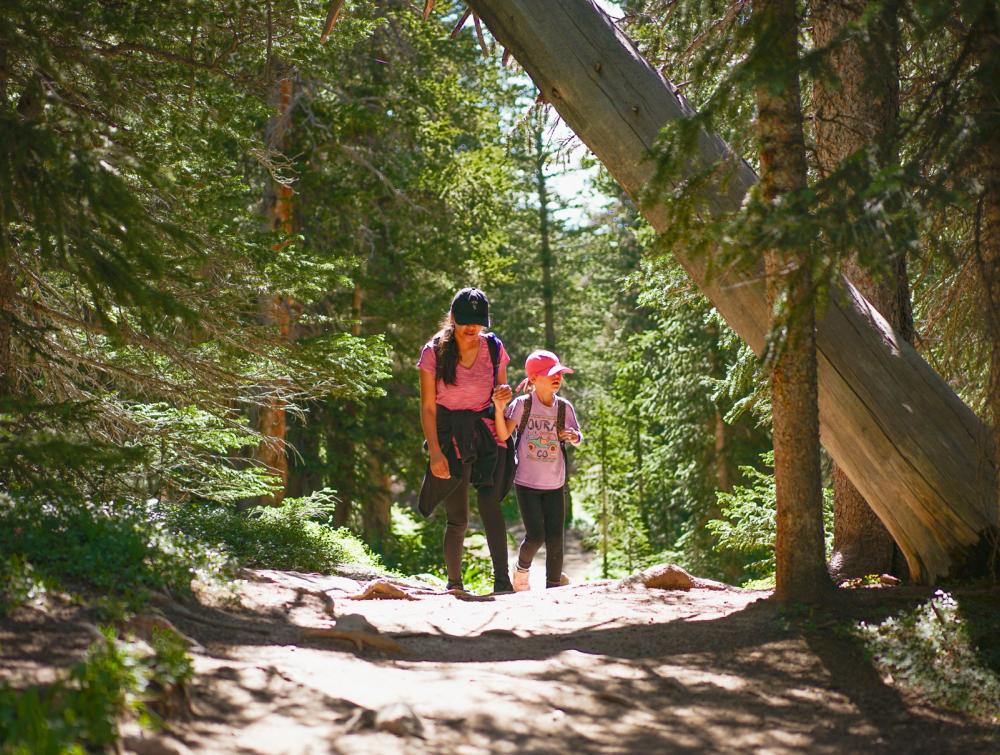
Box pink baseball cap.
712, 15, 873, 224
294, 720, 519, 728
516, 349, 574, 392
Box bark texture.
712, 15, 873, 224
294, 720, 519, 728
254, 70, 297, 505
812, 0, 909, 579
467, 0, 998, 582
755, 0, 832, 601
534, 117, 556, 352
968, 3, 1000, 528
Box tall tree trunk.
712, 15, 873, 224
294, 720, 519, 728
0, 259, 13, 397
467, 0, 998, 582
254, 69, 296, 505
754, 0, 832, 601
534, 112, 556, 352
714, 408, 730, 493
362, 448, 392, 549
812, 0, 910, 580
0, 49, 14, 399
968, 2, 1000, 542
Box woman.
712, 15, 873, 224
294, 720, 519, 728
417, 287, 515, 594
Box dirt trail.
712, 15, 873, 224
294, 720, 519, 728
104, 569, 996, 754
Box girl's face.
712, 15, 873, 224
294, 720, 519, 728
533, 373, 563, 394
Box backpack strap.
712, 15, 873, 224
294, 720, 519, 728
517, 393, 533, 441
556, 397, 566, 436
485, 332, 500, 387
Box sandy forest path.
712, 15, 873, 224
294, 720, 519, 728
106, 567, 999, 755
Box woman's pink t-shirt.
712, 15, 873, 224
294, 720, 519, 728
418, 334, 509, 445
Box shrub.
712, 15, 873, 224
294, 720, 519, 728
0, 626, 193, 754
165, 491, 383, 574
0, 493, 217, 609
707, 452, 833, 586
858, 591, 1000, 724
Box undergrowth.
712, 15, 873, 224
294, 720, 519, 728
858, 590, 1000, 724
0, 626, 193, 755
382, 504, 494, 594
163, 491, 384, 574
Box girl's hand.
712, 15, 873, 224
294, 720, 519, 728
492, 384, 512, 408
558, 428, 580, 444
429, 449, 450, 479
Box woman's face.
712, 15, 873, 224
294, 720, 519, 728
453, 321, 484, 343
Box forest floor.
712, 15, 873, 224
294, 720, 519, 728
3, 543, 999, 754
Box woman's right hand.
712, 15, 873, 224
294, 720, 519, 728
429, 448, 450, 479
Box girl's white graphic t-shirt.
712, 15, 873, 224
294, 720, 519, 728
505, 393, 582, 490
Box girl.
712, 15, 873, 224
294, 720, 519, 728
417, 288, 516, 594
494, 349, 583, 590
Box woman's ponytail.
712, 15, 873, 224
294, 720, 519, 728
434, 313, 459, 385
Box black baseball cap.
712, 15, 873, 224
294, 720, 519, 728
450, 287, 490, 327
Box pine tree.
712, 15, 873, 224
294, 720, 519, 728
752, 0, 832, 601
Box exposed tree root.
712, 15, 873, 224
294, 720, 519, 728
300, 627, 406, 654
345, 580, 419, 601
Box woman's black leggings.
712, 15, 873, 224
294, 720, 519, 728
515, 484, 565, 585
442, 446, 510, 584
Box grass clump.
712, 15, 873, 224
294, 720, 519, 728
858, 590, 1000, 724
0, 626, 194, 755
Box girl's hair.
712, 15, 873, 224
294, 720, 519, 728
433, 312, 460, 385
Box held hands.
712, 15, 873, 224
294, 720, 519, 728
492, 383, 512, 409
558, 428, 580, 444
429, 448, 450, 479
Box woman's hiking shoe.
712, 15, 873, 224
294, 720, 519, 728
512, 566, 531, 592
492, 577, 515, 594
546, 573, 570, 588
446, 580, 465, 592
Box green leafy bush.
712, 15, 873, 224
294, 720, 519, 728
382, 504, 494, 594
0, 493, 217, 608
165, 491, 383, 573
0, 626, 193, 754
858, 591, 1000, 723
0, 555, 47, 617
707, 452, 833, 586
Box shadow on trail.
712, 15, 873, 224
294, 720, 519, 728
160, 583, 999, 754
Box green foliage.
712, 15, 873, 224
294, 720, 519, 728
165, 491, 383, 574
707, 452, 834, 586
0, 493, 214, 606
128, 403, 277, 504
858, 591, 1000, 723
706, 454, 778, 582
0, 626, 194, 754
0, 555, 46, 617
382, 504, 495, 594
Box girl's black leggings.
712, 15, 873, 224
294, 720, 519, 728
515, 483, 565, 585
442, 446, 510, 584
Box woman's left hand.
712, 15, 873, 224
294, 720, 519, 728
558, 428, 580, 443
492, 384, 512, 408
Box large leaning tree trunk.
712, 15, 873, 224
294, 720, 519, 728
467, 0, 998, 582
812, 0, 910, 580
755, 0, 832, 601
